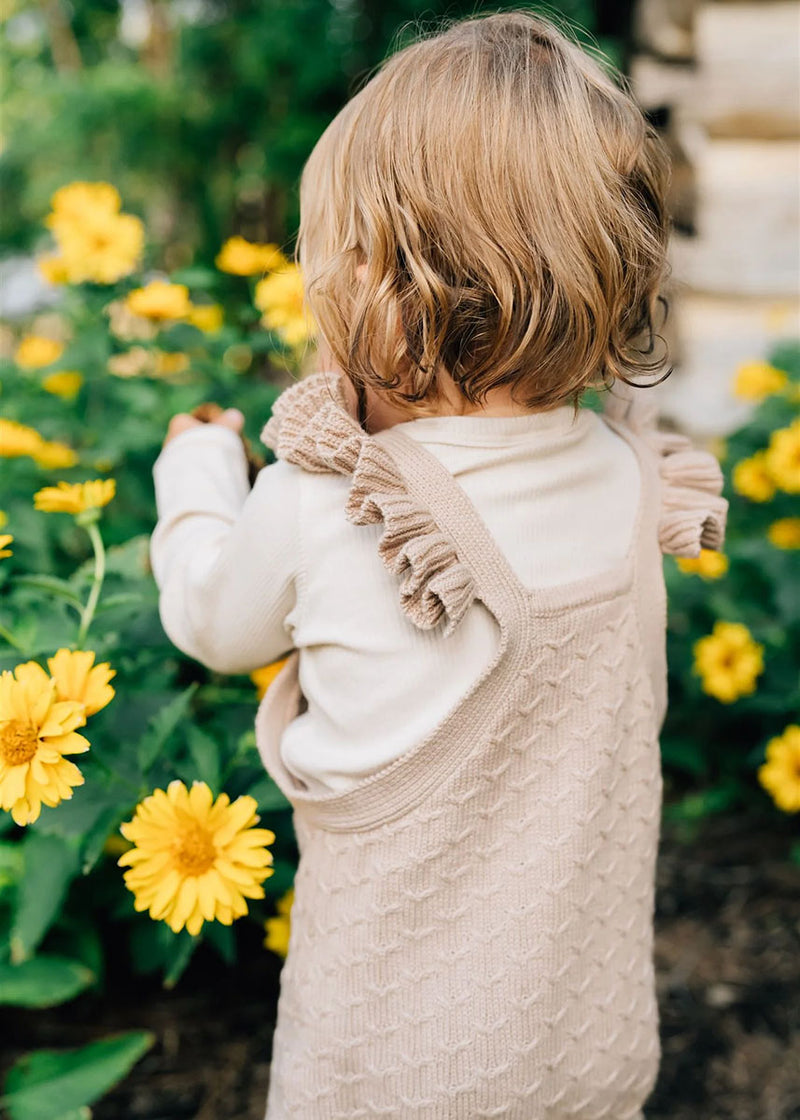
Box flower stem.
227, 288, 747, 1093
77, 520, 106, 647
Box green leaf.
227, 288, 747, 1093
0, 956, 95, 1008
246, 775, 290, 812
185, 726, 221, 793
1, 1031, 154, 1120
11, 834, 80, 963
136, 684, 198, 772
0, 841, 25, 897
162, 930, 197, 989
14, 576, 84, 611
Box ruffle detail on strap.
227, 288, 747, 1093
602, 380, 728, 558
261, 373, 476, 635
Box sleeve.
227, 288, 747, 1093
150, 424, 300, 674
602, 380, 728, 558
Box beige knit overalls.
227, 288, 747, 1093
255, 372, 727, 1120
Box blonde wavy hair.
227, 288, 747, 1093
297, 10, 672, 418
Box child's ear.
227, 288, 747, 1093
356, 262, 367, 283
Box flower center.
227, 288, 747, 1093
1, 720, 39, 766
174, 822, 216, 876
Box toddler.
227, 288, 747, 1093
151, 12, 728, 1119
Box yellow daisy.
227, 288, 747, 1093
187, 303, 224, 333
732, 451, 777, 502
215, 236, 287, 277
118, 780, 275, 936
732, 360, 787, 401
0, 419, 44, 459
693, 621, 764, 704
676, 549, 729, 579
764, 418, 800, 494
53, 210, 145, 285
264, 887, 294, 958
32, 441, 79, 470
37, 254, 71, 286
254, 266, 315, 349
0, 511, 7, 528
107, 347, 155, 378
757, 725, 800, 813
34, 479, 116, 516
124, 281, 192, 322
47, 181, 122, 221
0, 664, 89, 826
14, 336, 64, 370
0, 534, 13, 559
251, 658, 290, 701
767, 518, 800, 549
47, 649, 115, 716
152, 351, 190, 378
42, 370, 83, 400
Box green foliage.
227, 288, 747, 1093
661, 341, 800, 821
1, 0, 624, 260
1, 1031, 154, 1120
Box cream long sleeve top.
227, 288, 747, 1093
150, 382, 642, 797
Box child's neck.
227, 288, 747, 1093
363, 380, 549, 435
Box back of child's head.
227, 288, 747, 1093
298, 10, 671, 418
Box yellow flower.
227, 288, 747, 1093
118, 780, 275, 936
104, 299, 159, 342
47, 649, 115, 716
0, 419, 44, 458
47, 181, 121, 221
37, 254, 71, 285
250, 658, 290, 700
42, 370, 83, 400
0, 510, 7, 528
52, 210, 145, 285
768, 517, 800, 549
254, 266, 315, 348
732, 360, 788, 401
124, 281, 192, 322
187, 303, 224, 333
152, 350, 190, 378
676, 549, 729, 579
0, 534, 12, 559
215, 236, 287, 277
107, 347, 155, 378
264, 887, 294, 958
693, 621, 764, 704
764, 418, 800, 494
34, 479, 116, 515
14, 336, 64, 369
0, 664, 89, 826
32, 441, 79, 470
732, 451, 777, 502
758, 725, 800, 813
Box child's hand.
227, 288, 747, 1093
163, 405, 244, 448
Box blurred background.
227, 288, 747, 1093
0, 2, 798, 1119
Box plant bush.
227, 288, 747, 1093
0, 183, 798, 1115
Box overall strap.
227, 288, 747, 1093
377, 427, 531, 631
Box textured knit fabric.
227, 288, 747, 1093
150, 400, 641, 796
256, 372, 728, 1119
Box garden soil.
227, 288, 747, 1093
5, 813, 800, 1120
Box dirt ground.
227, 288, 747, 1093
5, 813, 800, 1120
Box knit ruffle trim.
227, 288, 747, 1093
603, 383, 728, 557
261, 373, 476, 636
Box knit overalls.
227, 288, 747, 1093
255, 372, 728, 1120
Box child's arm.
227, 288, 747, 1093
150, 411, 299, 676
